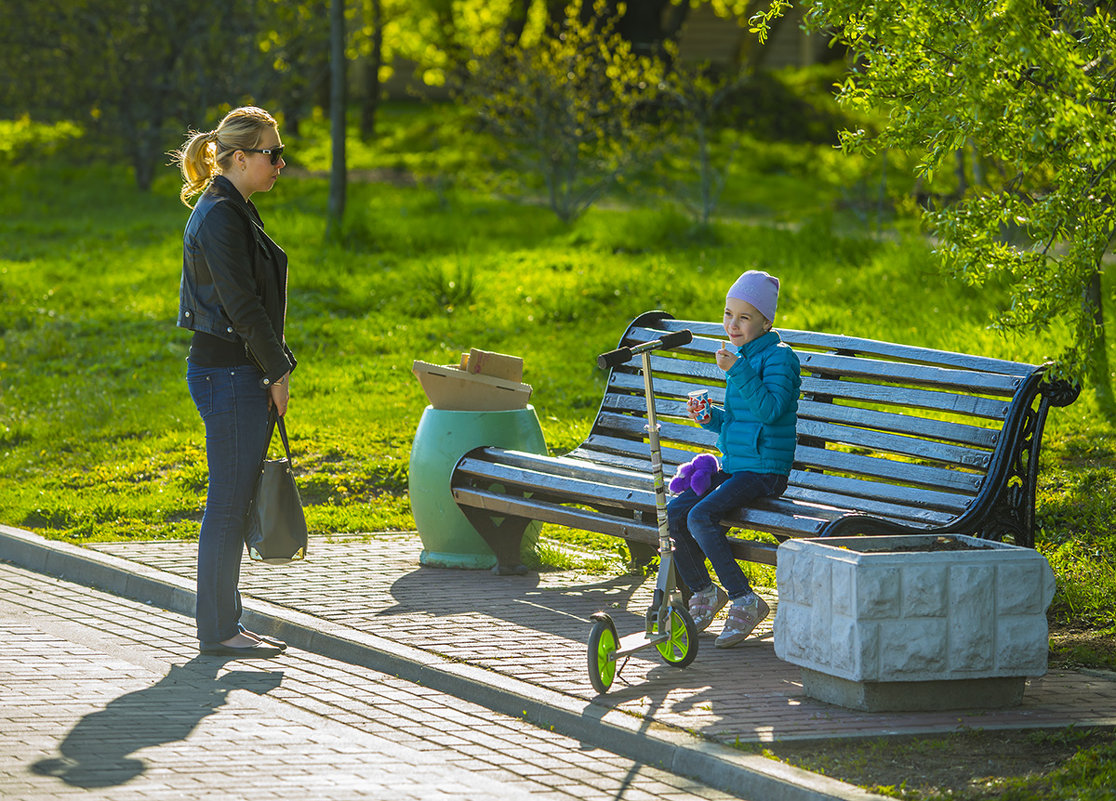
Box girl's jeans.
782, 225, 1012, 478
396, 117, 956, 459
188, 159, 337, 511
667, 470, 788, 600
186, 363, 270, 643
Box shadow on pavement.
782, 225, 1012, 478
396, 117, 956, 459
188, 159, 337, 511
381, 566, 651, 637
31, 658, 283, 788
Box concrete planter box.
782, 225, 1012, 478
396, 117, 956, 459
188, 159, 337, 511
774, 534, 1055, 712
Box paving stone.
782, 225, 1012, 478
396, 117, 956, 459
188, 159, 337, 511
84, 533, 1116, 744
0, 563, 742, 801
8, 527, 1116, 801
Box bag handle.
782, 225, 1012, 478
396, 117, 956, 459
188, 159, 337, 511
258, 409, 294, 467
275, 414, 293, 464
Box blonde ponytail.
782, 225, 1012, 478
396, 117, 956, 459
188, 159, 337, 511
171, 106, 278, 208
171, 130, 217, 207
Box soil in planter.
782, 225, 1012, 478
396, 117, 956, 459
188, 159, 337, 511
843, 536, 999, 554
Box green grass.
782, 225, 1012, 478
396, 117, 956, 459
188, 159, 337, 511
753, 726, 1116, 801
1, 106, 1115, 662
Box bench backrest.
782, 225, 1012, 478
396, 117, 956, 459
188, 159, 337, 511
575, 311, 1059, 540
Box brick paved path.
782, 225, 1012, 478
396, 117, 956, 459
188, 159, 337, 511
91, 534, 1116, 744
0, 562, 743, 801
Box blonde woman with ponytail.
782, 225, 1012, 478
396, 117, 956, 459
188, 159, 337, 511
171, 106, 295, 658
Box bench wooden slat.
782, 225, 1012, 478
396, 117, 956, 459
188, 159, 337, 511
602, 392, 706, 421
452, 486, 785, 566
456, 460, 654, 511
591, 412, 987, 491
580, 433, 703, 468
607, 371, 721, 401
645, 349, 1023, 396
452, 486, 658, 540
777, 486, 952, 528
789, 468, 974, 513
461, 449, 652, 490
795, 419, 991, 468
603, 392, 1002, 453
597, 404, 995, 470
799, 375, 1010, 420
461, 447, 955, 528
566, 446, 659, 474
796, 352, 1022, 395
594, 411, 717, 451
607, 361, 1013, 421
721, 505, 831, 537
797, 399, 1000, 448
795, 444, 983, 493
645, 321, 1039, 376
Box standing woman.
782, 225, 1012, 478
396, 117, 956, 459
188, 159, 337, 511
172, 106, 294, 657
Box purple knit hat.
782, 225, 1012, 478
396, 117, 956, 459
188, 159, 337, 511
726, 270, 779, 322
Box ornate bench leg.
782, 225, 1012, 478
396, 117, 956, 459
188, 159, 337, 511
459, 507, 532, 576
626, 540, 658, 573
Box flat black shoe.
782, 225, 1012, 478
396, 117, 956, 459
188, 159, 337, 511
238, 628, 287, 650
199, 641, 283, 658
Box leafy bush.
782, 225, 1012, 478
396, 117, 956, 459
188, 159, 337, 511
0, 116, 83, 165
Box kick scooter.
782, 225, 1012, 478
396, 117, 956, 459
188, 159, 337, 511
587, 328, 698, 694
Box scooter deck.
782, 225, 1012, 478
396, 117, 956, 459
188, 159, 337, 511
610, 629, 669, 659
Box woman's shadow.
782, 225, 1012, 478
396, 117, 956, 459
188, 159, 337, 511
32, 657, 283, 788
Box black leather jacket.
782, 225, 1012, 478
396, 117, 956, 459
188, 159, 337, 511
177, 176, 295, 387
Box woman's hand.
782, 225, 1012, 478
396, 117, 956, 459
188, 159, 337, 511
268, 373, 290, 416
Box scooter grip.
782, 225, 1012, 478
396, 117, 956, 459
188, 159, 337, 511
660, 330, 693, 350
597, 347, 633, 370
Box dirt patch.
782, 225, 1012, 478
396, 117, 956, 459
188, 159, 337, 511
759, 726, 1116, 799
1049, 625, 1116, 672
848, 536, 998, 553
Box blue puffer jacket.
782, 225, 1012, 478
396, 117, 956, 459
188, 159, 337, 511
701, 331, 801, 475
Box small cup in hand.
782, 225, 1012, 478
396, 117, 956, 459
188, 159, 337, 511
688, 389, 711, 424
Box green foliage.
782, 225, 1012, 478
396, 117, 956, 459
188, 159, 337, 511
773, 0, 1116, 414
2, 0, 275, 189
656, 61, 749, 225
462, 1, 667, 222
0, 117, 83, 164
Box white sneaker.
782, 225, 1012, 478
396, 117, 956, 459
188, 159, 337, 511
715, 594, 770, 648
688, 584, 729, 632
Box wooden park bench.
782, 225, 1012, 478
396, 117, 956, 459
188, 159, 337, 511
450, 311, 1080, 574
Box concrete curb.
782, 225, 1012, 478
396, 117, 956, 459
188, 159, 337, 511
0, 524, 888, 801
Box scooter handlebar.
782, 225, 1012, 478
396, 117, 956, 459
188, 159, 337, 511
596, 329, 693, 369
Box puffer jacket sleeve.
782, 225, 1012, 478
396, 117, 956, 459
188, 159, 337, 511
199, 203, 292, 382
701, 405, 724, 432
723, 344, 800, 423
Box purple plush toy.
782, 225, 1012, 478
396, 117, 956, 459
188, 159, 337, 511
668, 453, 719, 496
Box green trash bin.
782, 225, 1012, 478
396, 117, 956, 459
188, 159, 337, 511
409, 405, 547, 571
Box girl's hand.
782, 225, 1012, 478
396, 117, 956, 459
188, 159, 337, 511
268, 373, 290, 416
715, 343, 738, 372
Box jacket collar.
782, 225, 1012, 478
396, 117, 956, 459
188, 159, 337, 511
737, 330, 781, 358
207, 175, 262, 226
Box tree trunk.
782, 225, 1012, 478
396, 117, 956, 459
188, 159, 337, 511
327, 0, 347, 240
1086, 268, 1116, 419
359, 0, 383, 141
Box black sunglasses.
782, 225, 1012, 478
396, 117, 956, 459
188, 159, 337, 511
242, 145, 285, 165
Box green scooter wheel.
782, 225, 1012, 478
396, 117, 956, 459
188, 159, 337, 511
587, 615, 619, 694
655, 605, 698, 668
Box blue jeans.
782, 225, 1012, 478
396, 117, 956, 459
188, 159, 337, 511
667, 470, 788, 600
186, 363, 271, 643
